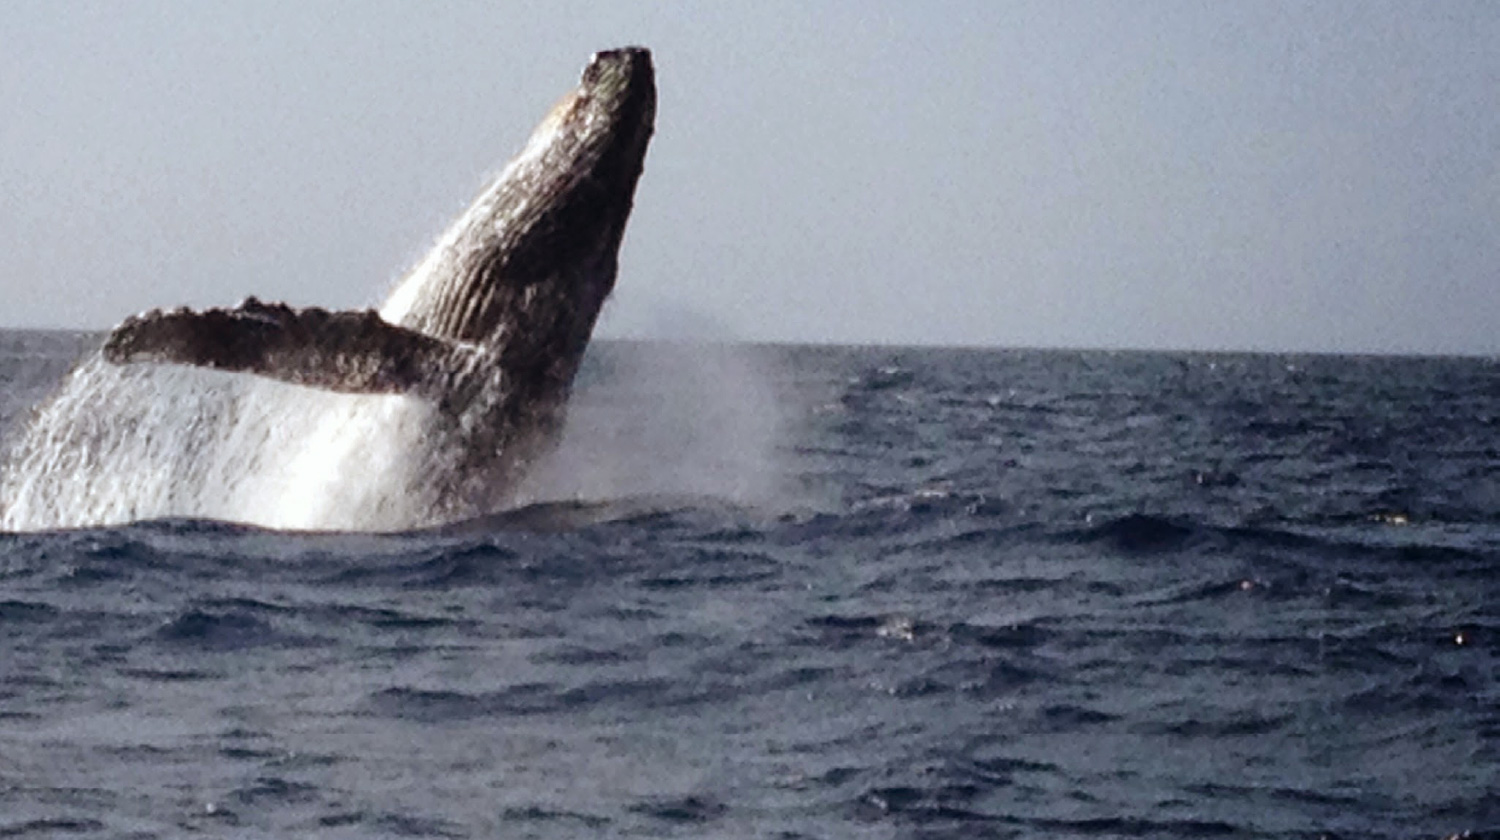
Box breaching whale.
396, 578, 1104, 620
1, 47, 655, 529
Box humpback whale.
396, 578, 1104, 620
1, 47, 655, 529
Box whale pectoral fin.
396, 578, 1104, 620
101, 298, 467, 398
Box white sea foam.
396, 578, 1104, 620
0, 340, 800, 532
0, 356, 442, 531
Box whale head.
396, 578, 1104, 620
381, 47, 656, 377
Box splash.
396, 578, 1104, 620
517, 341, 795, 509
0, 355, 445, 532
0, 340, 800, 532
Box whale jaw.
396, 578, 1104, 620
99, 47, 657, 515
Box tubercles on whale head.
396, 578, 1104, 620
506, 48, 654, 188
583, 46, 655, 99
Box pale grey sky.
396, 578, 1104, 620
2, 1, 1496, 354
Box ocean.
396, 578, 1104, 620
0, 330, 1495, 838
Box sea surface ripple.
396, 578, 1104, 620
1, 333, 1496, 838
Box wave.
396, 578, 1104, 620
1062, 512, 1496, 567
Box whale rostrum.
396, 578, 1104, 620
100, 47, 656, 512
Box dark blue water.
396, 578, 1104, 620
1, 332, 1496, 838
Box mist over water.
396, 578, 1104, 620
520, 342, 796, 508
0, 340, 797, 532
